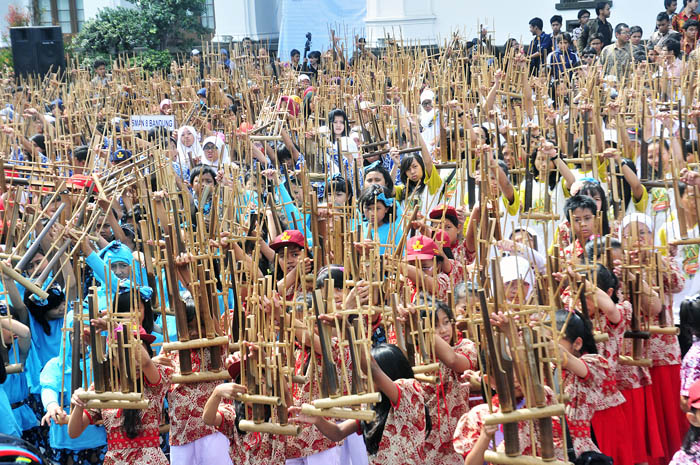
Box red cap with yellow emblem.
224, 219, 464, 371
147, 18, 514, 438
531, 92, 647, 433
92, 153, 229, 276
270, 229, 306, 251
406, 234, 439, 260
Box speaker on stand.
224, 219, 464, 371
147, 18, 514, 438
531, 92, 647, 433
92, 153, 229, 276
10, 26, 66, 79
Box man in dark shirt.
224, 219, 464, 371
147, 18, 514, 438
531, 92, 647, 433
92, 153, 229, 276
578, 1, 613, 52
528, 17, 552, 74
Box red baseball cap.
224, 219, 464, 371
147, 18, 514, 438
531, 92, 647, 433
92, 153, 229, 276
429, 204, 459, 225
270, 229, 306, 251
689, 379, 700, 409
433, 229, 452, 250
67, 174, 98, 192
406, 234, 439, 260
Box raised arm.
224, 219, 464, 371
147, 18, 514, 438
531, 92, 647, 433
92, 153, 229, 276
434, 335, 472, 374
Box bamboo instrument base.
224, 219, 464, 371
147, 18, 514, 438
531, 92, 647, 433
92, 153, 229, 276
235, 393, 282, 406
301, 404, 377, 422
618, 356, 652, 367
483, 404, 566, 426
415, 374, 439, 384
312, 392, 382, 409
484, 451, 570, 465
238, 420, 300, 436
85, 400, 149, 409
161, 336, 229, 352
411, 363, 440, 374
4, 363, 23, 375
172, 370, 232, 384
648, 325, 680, 335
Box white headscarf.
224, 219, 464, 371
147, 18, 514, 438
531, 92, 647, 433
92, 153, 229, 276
419, 88, 436, 130
619, 213, 654, 243
498, 255, 535, 301
176, 125, 203, 167
200, 135, 230, 167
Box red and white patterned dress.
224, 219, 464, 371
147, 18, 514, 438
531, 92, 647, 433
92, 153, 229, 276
85, 363, 173, 465
562, 354, 615, 455
452, 239, 476, 267
168, 348, 226, 446
648, 256, 684, 368
369, 378, 428, 465
216, 403, 287, 464
616, 300, 652, 391
423, 338, 477, 465
286, 338, 352, 459
453, 388, 565, 460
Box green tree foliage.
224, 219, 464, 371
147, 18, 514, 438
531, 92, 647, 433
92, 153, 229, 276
136, 0, 209, 51
71, 7, 149, 54
72, 0, 209, 54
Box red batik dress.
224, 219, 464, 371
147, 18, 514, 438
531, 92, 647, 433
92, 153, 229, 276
616, 299, 664, 463
369, 378, 428, 465
453, 387, 565, 460
589, 301, 635, 465
216, 403, 287, 464
286, 337, 352, 459
168, 348, 227, 447
84, 363, 173, 465
423, 337, 477, 465
563, 354, 622, 456
648, 257, 687, 464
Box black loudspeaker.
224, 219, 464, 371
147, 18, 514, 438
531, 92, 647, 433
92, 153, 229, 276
10, 26, 66, 78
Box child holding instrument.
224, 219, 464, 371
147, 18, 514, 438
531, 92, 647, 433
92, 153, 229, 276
202, 381, 287, 464
553, 309, 632, 463
621, 213, 687, 464
358, 185, 403, 256
418, 297, 477, 465
68, 325, 173, 465
290, 343, 431, 465
167, 293, 230, 465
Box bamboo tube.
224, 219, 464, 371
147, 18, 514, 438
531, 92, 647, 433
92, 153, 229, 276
4, 364, 23, 375
618, 356, 652, 367
0, 262, 49, 300
85, 400, 149, 410
483, 404, 566, 426
301, 404, 377, 422
161, 336, 229, 352
171, 371, 232, 384
312, 392, 382, 409
648, 326, 679, 335
411, 363, 440, 374
235, 393, 281, 406
238, 420, 300, 436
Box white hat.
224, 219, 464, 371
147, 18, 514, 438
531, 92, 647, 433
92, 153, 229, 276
298, 74, 311, 83
191, 49, 201, 55
498, 255, 534, 300
619, 213, 654, 242
420, 88, 435, 103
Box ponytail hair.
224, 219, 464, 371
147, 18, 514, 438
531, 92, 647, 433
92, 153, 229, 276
594, 263, 619, 304
682, 407, 700, 455
555, 309, 598, 355
362, 344, 431, 454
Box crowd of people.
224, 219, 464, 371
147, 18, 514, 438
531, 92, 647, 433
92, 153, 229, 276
1, 0, 700, 464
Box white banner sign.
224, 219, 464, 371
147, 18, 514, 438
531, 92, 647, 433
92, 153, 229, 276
130, 115, 175, 131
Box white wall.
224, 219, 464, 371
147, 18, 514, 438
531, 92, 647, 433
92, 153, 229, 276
213, 0, 280, 42
83, 0, 134, 21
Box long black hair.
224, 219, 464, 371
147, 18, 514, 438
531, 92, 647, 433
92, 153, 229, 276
328, 108, 350, 138
399, 153, 427, 195
680, 294, 700, 356
122, 339, 154, 439
529, 143, 560, 191
555, 309, 598, 355
578, 181, 611, 236
364, 163, 395, 193
358, 184, 395, 225
316, 265, 344, 290
362, 344, 431, 455
23, 286, 65, 335
594, 263, 619, 304
113, 290, 155, 335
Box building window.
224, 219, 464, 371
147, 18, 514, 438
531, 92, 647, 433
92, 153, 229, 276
555, 0, 613, 11
34, 0, 84, 34
201, 0, 215, 30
